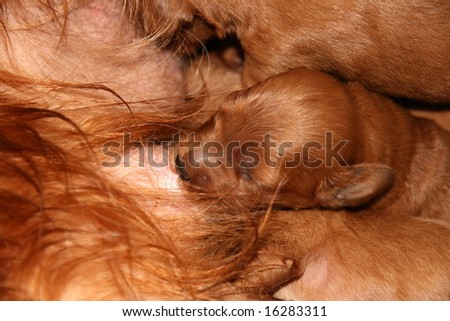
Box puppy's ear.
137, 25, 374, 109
315, 163, 394, 208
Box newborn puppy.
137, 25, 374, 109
174, 69, 450, 221
240, 210, 450, 300
135, 0, 450, 102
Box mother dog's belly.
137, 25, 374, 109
1, 0, 185, 106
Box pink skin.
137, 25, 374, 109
1, 0, 187, 209
102, 145, 188, 218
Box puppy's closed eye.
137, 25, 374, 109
240, 171, 252, 181
237, 157, 258, 182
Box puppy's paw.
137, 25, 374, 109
237, 250, 299, 296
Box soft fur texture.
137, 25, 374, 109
0, 0, 252, 300
247, 210, 450, 300
176, 69, 450, 221
138, 0, 450, 102
1, 0, 449, 301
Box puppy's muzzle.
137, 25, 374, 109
175, 154, 191, 181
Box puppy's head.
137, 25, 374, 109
174, 69, 394, 209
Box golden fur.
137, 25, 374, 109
1, 0, 449, 300
176, 69, 450, 221
247, 210, 450, 300
0, 0, 247, 300
138, 0, 450, 102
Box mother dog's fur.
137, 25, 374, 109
137, 0, 450, 102
1, 0, 449, 300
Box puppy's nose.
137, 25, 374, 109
175, 154, 191, 181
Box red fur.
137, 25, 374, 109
244, 210, 450, 300
141, 0, 450, 102
1, 0, 449, 300
0, 0, 251, 300
177, 69, 450, 221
